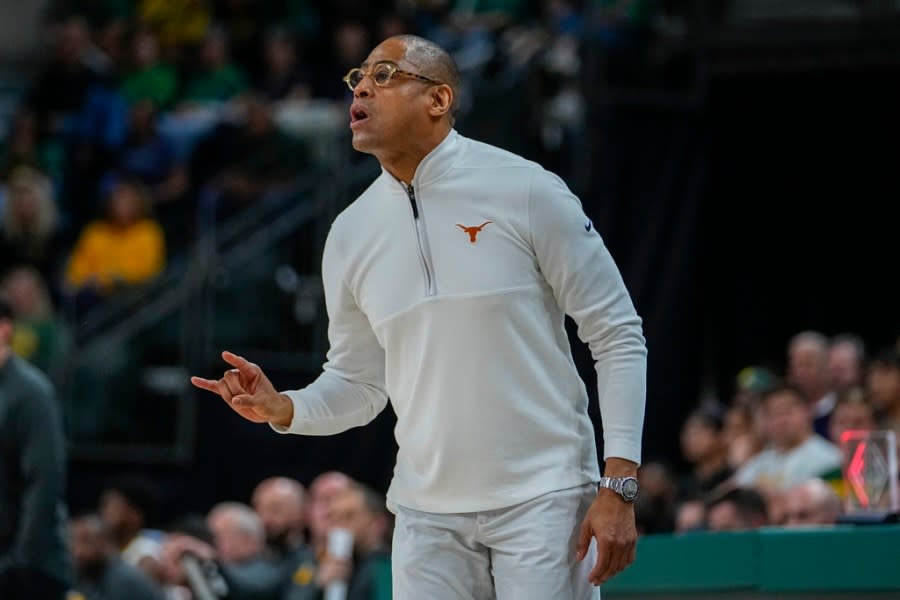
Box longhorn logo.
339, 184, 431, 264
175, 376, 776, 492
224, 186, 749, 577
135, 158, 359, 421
456, 221, 493, 243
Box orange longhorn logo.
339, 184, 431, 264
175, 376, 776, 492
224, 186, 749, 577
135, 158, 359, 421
456, 221, 493, 243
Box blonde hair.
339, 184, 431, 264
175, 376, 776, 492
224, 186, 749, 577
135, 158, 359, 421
2, 166, 58, 240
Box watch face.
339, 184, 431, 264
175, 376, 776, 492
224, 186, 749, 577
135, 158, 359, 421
622, 478, 639, 500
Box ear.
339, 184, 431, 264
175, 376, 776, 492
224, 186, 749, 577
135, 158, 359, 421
427, 84, 453, 119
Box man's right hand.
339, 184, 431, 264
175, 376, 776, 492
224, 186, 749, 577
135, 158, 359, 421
191, 351, 294, 427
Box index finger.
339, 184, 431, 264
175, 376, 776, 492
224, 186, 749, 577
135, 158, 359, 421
191, 376, 221, 394
590, 536, 612, 584
222, 351, 255, 375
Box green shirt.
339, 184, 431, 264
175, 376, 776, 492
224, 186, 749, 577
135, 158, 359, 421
120, 63, 179, 109
181, 65, 248, 104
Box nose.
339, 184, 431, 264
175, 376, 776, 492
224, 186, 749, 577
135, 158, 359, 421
354, 73, 375, 98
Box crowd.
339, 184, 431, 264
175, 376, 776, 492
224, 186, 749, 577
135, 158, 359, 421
69, 471, 391, 600
636, 330, 900, 536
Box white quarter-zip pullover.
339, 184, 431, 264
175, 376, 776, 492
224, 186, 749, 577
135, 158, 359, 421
274, 130, 647, 513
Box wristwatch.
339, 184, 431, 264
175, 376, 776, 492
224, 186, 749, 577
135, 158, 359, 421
598, 476, 639, 502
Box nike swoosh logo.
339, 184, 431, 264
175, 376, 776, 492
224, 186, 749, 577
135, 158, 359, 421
584, 220, 593, 232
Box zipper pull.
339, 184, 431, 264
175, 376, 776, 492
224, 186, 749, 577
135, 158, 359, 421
404, 183, 419, 219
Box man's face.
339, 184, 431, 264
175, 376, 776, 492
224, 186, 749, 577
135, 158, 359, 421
348, 39, 436, 157
828, 343, 861, 391
707, 502, 745, 532
828, 402, 874, 443
70, 519, 108, 572
252, 484, 304, 545
680, 417, 719, 464
329, 489, 372, 549
765, 390, 811, 447
788, 343, 826, 395
307, 474, 351, 543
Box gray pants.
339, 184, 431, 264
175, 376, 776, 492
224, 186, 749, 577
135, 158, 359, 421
391, 483, 601, 600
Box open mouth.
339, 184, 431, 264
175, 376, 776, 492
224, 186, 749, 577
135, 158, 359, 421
350, 105, 369, 126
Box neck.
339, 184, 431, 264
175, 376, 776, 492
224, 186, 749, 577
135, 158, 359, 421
377, 123, 451, 184
0, 346, 10, 368
774, 432, 811, 453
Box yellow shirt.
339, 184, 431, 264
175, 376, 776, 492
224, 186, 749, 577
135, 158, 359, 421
66, 219, 165, 291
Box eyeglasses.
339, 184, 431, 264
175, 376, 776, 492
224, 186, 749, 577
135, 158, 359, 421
343, 61, 443, 91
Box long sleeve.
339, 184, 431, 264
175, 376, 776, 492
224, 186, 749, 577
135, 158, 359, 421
528, 168, 647, 465
272, 223, 389, 436
14, 370, 69, 574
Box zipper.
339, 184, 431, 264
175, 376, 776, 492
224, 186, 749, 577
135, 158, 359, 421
404, 182, 436, 297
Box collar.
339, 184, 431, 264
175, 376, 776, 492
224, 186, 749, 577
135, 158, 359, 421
381, 128, 461, 189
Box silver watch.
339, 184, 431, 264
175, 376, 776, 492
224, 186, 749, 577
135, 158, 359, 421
598, 476, 639, 502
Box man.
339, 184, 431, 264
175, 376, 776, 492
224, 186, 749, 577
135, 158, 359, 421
705, 487, 769, 532
206, 502, 267, 565
787, 330, 834, 438
98, 475, 164, 581
285, 483, 392, 600
68, 514, 164, 600
251, 476, 307, 557
305, 471, 353, 559
733, 384, 842, 492
192, 34, 647, 598
782, 479, 842, 527
0, 295, 71, 599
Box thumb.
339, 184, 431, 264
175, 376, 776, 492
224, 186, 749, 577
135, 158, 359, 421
576, 518, 592, 561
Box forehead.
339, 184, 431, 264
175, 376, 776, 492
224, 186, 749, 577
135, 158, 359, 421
362, 39, 409, 68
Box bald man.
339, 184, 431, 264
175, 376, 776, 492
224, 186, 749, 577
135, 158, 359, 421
251, 476, 307, 556
193, 34, 647, 599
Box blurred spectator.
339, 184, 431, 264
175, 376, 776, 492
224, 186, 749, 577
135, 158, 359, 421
733, 365, 777, 407
119, 28, 179, 109
827, 386, 875, 446
138, 0, 211, 51
1, 266, 72, 385
706, 487, 769, 532
673, 497, 705, 533
0, 294, 71, 599
787, 330, 834, 437
635, 461, 676, 534
206, 502, 266, 565
827, 333, 867, 395
69, 513, 164, 600
678, 404, 733, 500
0, 166, 64, 282
782, 479, 842, 528
868, 346, 900, 435
306, 471, 353, 558
179, 27, 248, 106
116, 100, 189, 214
733, 384, 842, 492
25, 16, 108, 137
288, 483, 391, 600
64, 177, 166, 299
313, 21, 370, 100
99, 475, 165, 581
191, 94, 309, 222
0, 109, 65, 182
255, 27, 313, 102
251, 476, 307, 558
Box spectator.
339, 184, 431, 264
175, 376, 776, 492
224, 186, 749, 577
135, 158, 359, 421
64, 177, 166, 299
69, 514, 164, 600
287, 483, 392, 600
782, 479, 842, 527
138, 0, 211, 51
706, 487, 769, 532
0, 166, 63, 282
827, 333, 867, 395
99, 475, 165, 582
0, 295, 71, 599
828, 386, 875, 446
673, 497, 705, 533
867, 346, 900, 436
251, 476, 308, 558
119, 28, 179, 109
305, 472, 353, 559
733, 384, 843, 492
255, 27, 313, 102
0, 109, 65, 182
678, 404, 733, 500
25, 17, 106, 136
635, 462, 676, 534
1, 266, 72, 385
179, 27, 248, 106
206, 502, 268, 565
787, 330, 835, 437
